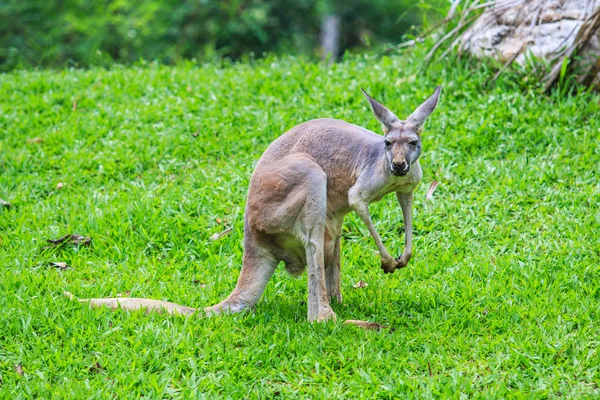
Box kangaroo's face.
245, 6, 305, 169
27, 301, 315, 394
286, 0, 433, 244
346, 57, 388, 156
383, 126, 421, 176
361, 86, 441, 177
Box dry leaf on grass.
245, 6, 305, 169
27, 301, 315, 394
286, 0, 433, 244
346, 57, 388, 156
89, 362, 103, 374
344, 320, 385, 331
116, 291, 131, 297
49, 262, 71, 270
353, 280, 368, 288
210, 227, 232, 241
14, 364, 24, 376
0, 199, 11, 209
46, 234, 91, 248
426, 181, 439, 201
191, 129, 200, 138
26, 137, 43, 144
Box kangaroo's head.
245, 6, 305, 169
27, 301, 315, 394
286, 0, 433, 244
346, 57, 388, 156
361, 86, 441, 177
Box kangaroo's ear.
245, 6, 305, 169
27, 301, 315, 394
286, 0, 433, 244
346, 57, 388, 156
405, 86, 442, 130
360, 88, 400, 133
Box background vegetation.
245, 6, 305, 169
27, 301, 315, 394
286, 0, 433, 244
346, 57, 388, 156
1, 50, 599, 397
0, 0, 446, 71
2, 0, 599, 397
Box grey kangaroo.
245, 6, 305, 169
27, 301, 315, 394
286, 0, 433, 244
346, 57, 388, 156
67, 86, 441, 322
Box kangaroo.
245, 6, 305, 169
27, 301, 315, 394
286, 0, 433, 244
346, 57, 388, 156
66, 86, 441, 322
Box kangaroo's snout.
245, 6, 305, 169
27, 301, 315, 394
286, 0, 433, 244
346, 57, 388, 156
391, 161, 409, 176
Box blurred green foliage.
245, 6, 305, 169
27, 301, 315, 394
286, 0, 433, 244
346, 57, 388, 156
0, 0, 445, 71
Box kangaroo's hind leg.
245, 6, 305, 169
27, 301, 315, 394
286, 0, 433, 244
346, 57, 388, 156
301, 199, 336, 322
325, 235, 342, 304
204, 225, 278, 316
244, 153, 335, 322
288, 157, 335, 322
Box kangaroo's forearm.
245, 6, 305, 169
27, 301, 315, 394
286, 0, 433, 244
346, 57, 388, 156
354, 204, 393, 259
351, 202, 399, 273
396, 191, 414, 267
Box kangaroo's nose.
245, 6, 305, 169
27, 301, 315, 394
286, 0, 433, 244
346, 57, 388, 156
391, 161, 409, 176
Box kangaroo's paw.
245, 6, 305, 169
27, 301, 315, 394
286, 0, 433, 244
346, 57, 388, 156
394, 255, 410, 269
380, 258, 397, 274
381, 255, 411, 274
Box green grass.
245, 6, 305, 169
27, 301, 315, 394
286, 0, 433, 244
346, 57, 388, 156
1, 54, 599, 398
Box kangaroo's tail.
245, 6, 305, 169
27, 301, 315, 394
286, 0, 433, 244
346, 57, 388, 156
63, 291, 198, 316
64, 292, 388, 329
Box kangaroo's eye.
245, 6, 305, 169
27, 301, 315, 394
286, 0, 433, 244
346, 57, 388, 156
384, 140, 392, 148
409, 140, 419, 147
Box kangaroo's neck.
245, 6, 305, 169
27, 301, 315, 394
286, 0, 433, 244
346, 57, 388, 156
355, 141, 390, 185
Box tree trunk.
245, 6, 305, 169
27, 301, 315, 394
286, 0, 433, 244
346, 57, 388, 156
321, 14, 341, 64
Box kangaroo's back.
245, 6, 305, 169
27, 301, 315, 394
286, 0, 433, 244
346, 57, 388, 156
252, 118, 383, 207
257, 118, 381, 172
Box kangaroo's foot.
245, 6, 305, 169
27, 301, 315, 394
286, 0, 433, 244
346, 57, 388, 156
309, 305, 337, 323
204, 300, 250, 316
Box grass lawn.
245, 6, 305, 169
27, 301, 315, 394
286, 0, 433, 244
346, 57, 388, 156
1, 53, 599, 398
